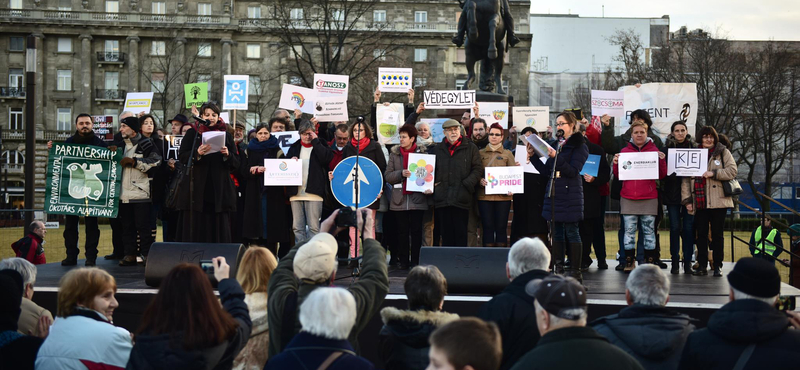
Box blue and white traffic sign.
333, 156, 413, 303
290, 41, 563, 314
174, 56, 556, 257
331, 156, 383, 208
223, 75, 249, 110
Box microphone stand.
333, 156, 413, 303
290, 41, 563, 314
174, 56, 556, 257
351, 133, 362, 279
186, 121, 204, 242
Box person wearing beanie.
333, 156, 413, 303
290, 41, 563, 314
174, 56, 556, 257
678, 257, 800, 369
267, 210, 389, 358
0, 270, 44, 370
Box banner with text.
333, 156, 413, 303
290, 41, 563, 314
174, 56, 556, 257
264, 158, 303, 186
223, 75, 249, 110
423, 90, 476, 109
45, 143, 123, 218
485, 166, 524, 194
378, 68, 412, 93
667, 148, 708, 177
92, 115, 114, 142
618, 152, 660, 180
123, 92, 153, 115
471, 102, 509, 128
590, 90, 625, 117
314, 98, 349, 122
278, 84, 316, 114
512, 107, 549, 132
314, 73, 349, 98
620, 83, 698, 141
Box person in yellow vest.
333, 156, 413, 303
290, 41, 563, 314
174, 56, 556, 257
749, 217, 783, 264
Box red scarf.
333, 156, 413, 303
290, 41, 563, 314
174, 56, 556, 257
196, 117, 227, 134
400, 143, 417, 194
447, 137, 462, 156
351, 137, 370, 152
301, 140, 313, 148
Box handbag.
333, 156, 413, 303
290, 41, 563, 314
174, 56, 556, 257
164, 162, 186, 209
723, 179, 743, 197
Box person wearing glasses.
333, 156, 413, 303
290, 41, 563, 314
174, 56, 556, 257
477, 123, 517, 247
287, 120, 333, 244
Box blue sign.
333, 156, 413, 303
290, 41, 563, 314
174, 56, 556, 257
331, 156, 383, 208
580, 154, 601, 177
223, 75, 249, 110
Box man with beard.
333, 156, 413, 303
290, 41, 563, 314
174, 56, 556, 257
467, 118, 489, 246
47, 114, 107, 266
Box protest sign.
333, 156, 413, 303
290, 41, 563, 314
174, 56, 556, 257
123, 92, 153, 115
471, 102, 509, 128
264, 158, 303, 186
423, 90, 476, 109
420, 118, 447, 143
273, 131, 300, 155
485, 166, 524, 195
163, 135, 183, 161
314, 98, 349, 121
223, 75, 249, 110
525, 133, 553, 158
618, 152, 660, 180
515, 145, 544, 174
313, 73, 349, 98
219, 112, 230, 124
184, 82, 209, 109
591, 90, 625, 117
620, 83, 697, 141
512, 107, 549, 132
406, 153, 435, 193
376, 103, 404, 144
92, 115, 114, 142
378, 68, 412, 93
278, 84, 316, 114
580, 154, 601, 177
45, 143, 122, 218
667, 148, 708, 177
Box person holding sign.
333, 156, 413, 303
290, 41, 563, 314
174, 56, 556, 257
477, 123, 517, 248
661, 121, 696, 274
287, 120, 333, 245
385, 125, 430, 269
613, 121, 667, 273
578, 124, 611, 270
681, 126, 737, 277
241, 123, 291, 256
176, 103, 239, 243
529, 112, 589, 282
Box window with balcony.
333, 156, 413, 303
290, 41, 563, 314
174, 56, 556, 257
414, 11, 427, 23
57, 70, 72, 91
9, 69, 23, 89
57, 108, 72, 131
105, 71, 119, 90
246, 44, 260, 59
58, 0, 71, 11
9, 37, 24, 52
57, 38, 72, 53
152, 1, 165, 14
105, 0, 119, 13
198, 42, 211, 57
247, 6, 261, 19
373, 10, 386, 22
151, 72, 165, 92
198, 3, 211, 15
10, 0, 22, 9
197, 74, 212, 91
290, 8, 303, 20
9, 108, 22, 130
151, 41, 166, 56
3, 151, 24, 165
414, 48, 427, 62
249, 76, 261, 95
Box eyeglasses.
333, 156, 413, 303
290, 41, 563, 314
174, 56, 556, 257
488, 133, 503, 137
556, 122, 568, 126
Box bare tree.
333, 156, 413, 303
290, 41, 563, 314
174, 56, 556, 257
239, 60, 284, 126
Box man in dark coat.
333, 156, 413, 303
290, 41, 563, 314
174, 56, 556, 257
430, 119, 483, 247
678, 258, 800, 370
592, 265, 695, 370
46, 113, 108, 266
477, 237, 551, 370
511, 275, 644, 370
579, 130, 611, 270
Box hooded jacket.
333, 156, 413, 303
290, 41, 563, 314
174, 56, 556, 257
677, 299, 800, 370
11, 233, 46, 265
592, 304, 696, 370
378, 307, 460, 370
386, 144, 431, 212
118, 134, 162, 203
531, 133, 589, 223
613, 138, 667, 201
660, 134, 695, 205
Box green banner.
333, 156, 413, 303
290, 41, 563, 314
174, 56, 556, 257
44, 143, 123, 218
184, 82, 209, 109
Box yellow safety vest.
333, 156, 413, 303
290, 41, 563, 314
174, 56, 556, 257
754, 226, 778, 256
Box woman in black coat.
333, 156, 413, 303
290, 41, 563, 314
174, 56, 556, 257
510, 128, 550, 246
240, 123, 291, 255
531, 111, 589, 282
579, 136, 611, 270
176, 103, 240, 243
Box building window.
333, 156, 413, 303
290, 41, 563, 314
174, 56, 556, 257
151, 110, 164, 126
3, 150, 24, 165
197, 74, 212, 91
414, 11, 427, 23
103, 108, 118, 128
9, 108, 22, 130
57, 108, 72, 131
373, 10, 386, 22
414, 77, 427, 88
151, 72, 165, 92
10, 0, 22, 9
57, 38, 72, 53
457, 48, 466, 63
152, 1, 165, 14
414, 48, 427, 62
198, 3, 211, 15
151, 41, 166, 56
246, 44, 260, 59
105, 0, 119, 13
332, 9, 344, 22
373, 49, 386, 61
9, 37, 24, 52
57, 70, 72, 91
290, 8, 303, 20
539, 87, 553, 107
58, 0, 71, 11
248, 76, 261, 96
198, 42, 211, 57
247, 6, 261, 18
455, 78, 466, 90
105, 71, 119, 90
9, 68, 23, 88
246, 112, 258, 129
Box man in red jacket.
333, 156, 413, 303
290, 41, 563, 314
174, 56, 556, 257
11, 221, 47, 265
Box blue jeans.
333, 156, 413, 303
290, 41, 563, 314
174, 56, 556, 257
618, 214, 644, 263
478, 200, 512, 245
291, 200, 323, 244
623, 215, 656, 256
667, 204, 694, 262
554, 222, 581, 244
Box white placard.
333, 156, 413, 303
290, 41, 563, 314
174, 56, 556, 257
376, 103, 404, 144
591, 90, 625, 117
406, 153, 436, 193
621, 83, 698, 141
667, 148, 708, 177
264, 158, 303, 186
617, 152, 660, 180
123, 92, 154, 115
44, 221, 59, 229
313, 73, 349, 98
513, 107, 549, 132
525, 133, 554, 158
471, 102, 509, 128
378, 68, 413, 93
485, 166, 524, 194
273, 131, 300, 156
219, 112, 230, 124
201, 131, 226, 154
423, 90, 476, 109
515, 145, 548, 174
223, 75, 249, 110
278, 84, 316, 114
313, 97, 349, 121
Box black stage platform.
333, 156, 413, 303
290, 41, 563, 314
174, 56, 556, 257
30, 258, 800, 365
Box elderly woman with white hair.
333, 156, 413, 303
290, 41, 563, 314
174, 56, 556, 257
0, 258, 52, 337
265, 287, 375, 370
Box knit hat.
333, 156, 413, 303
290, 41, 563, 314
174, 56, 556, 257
787, 224, 800, 237
293, 233, 338, 283
121, 116, 141, 133
727, 257, 781, 298
0, 269, 23, 332
441, 119, 461, 129
526, 275, 587, 320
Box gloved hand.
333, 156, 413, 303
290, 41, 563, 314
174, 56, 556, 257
121, 157, 136, 168
107, 145, 118, 152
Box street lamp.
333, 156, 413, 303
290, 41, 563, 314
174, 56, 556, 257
24, 35, 36, 234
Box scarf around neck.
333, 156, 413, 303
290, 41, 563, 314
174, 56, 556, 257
447, 137, 462, 156
400, 143, 417, 194
488, 143, 504, 152
351, 137, 370, 152
196, 118, 227, 134
248, 136, 279, 152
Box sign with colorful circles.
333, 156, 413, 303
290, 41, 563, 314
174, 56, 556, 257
406, 153, 435, 193
378, 67, 413, 93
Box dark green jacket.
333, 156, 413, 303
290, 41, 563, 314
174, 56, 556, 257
267, 238, 389, 357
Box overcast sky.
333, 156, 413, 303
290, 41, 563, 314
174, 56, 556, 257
529, 0, 799, 41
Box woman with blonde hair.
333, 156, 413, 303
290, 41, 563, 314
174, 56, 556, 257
35, 268, 133, 370
233, 247, 278, 370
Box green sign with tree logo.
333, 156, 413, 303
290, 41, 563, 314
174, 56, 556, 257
184, 82, 209, 109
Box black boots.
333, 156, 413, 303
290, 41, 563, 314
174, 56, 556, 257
552, 241, 566, 275
644, 249, 658, 265
624, 249, 636, 273
566, 243, 583, 283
